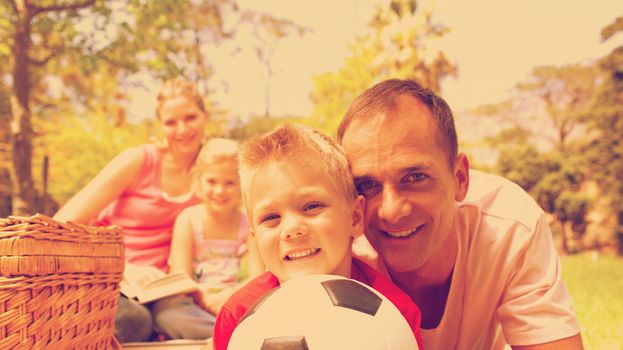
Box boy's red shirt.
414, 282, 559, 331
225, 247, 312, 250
213, 257, 423, 350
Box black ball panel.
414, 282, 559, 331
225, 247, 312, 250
321, 279, 382, 316
261, 336, 310, 350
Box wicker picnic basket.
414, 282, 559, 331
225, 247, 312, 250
0, 214, 125, 350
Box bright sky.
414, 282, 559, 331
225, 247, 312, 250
129, 0, 623, 120
204, 0, 377, 119
434, 0, 622, 111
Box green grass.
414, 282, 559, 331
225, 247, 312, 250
561, 252, 623, 350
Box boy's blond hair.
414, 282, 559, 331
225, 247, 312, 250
238, 123, 357, 210
192, 138, 239, 199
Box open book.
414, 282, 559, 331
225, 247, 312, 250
120, 263, 198, 304
121, 339, 210, 349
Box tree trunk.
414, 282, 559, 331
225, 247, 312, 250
41, 154, 49, 214
264, 63, 271, 117
559, 219, 569, 254
10, 5, 37, 215
617, 210, 623, 256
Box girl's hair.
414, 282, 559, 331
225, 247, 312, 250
192, 138, 240, 198
238, 123, 357, 209
156, 77, 207, 118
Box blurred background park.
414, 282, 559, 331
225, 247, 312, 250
1, 0, 621, 348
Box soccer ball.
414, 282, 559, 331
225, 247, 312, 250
228, 274, 419, 350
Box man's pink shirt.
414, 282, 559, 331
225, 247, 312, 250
353, 169, 581, 349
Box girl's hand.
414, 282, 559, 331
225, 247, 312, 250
192, 285, 230, 315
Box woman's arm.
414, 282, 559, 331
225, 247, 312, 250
168, 207, 195, 278
53, 147, 145, 223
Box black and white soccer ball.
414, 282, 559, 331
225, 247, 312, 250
228, 274, 419, 350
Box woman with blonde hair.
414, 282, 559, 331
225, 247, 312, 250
54, 77, 209, 342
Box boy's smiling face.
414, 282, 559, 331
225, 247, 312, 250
247, 159, 364, 282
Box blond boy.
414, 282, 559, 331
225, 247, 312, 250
212, 123, 423, 350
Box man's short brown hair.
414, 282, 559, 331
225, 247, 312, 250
338, 79, 458, 167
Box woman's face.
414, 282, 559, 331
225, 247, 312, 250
159, 95, 207, 155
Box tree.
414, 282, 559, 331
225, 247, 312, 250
496, 142, 543, 193
226, 114, 309, 141
309, 45, 380, 137
530, 151, 589, 254
366, 0, 456, 92
516, 64, 601, 151
474, 63, 602, 153
587, 16, 623, 254
476, 61, 605, 253
0, 84, 10, 216
238, 11, 309, 117
40, 113, 150, 204
309, 0, 456, 137
496, 144, 589, 254
2, 0, 237, 215
5, 0, 100, 216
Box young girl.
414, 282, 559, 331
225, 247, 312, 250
153, 138, 264, 340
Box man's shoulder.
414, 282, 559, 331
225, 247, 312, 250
456, 171, 553, 275
461, 169, 544, 231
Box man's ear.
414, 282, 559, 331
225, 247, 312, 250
351, 195, 366, 238
454, 153, 470, 202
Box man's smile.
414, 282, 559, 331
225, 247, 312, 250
381, 224, 424, 239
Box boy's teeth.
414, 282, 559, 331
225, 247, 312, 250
286, 248, 320, 260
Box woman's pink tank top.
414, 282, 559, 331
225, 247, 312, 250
95, 144, 199, 271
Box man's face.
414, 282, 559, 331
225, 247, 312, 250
341, 95, 468, 274
247, 160, 364, 282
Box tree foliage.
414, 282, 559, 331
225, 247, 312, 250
5, 0, 104, 215
586, 16, 623, 253
38, 113, 150, 205
309, 0, 456, 137
238, 10, 309, 117
497, 143, 590, 253
308, 45, 379, 137
2, 0, 237, 215
226, 115, 310, 141
485, 17, 623, 254
516, 64, 601, 150
496, 143, 543, 193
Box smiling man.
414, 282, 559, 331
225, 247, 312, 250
339, 79, 583, 349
